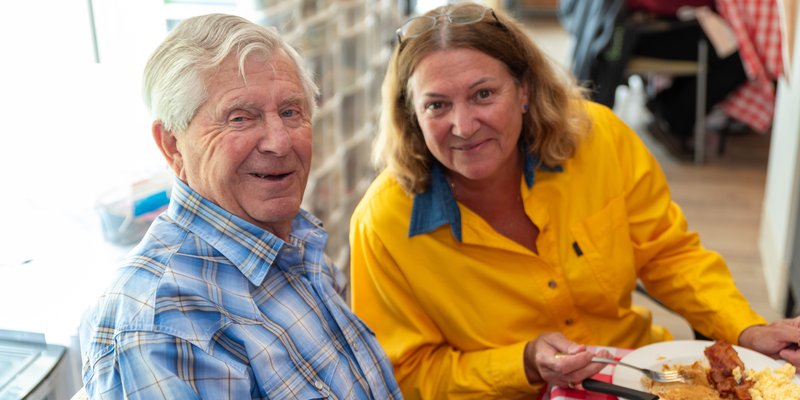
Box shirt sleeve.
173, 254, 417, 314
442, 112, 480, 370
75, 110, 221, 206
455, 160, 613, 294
350, 215, 541, 399
84, 331, 252, 400
598, 104, 767, 344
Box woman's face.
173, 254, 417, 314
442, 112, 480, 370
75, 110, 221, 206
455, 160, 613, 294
408, 48, 528, 183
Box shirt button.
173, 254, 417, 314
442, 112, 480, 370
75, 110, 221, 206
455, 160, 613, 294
565, 318, 574, 326
352, 341, 360, 352
548, 280, 557, 289
314, 380, 324, 390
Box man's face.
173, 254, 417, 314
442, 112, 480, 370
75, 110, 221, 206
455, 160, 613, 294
161, 51, 312, 239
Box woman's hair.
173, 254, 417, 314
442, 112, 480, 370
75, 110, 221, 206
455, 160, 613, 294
142, 13, 318, 133
375, 2, 590, 194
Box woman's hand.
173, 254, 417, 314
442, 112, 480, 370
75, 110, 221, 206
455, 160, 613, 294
523, 332, 610, 389
738, 317, 800, 366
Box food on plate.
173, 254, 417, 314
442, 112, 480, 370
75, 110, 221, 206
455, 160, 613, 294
705, 341, 753, 399
747, 363, 800, 400
644, 361, 722, 399
641, 341, 800, 399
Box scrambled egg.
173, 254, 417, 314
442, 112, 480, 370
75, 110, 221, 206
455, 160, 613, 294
732, 366, 742, 383
747, 363, 800, 400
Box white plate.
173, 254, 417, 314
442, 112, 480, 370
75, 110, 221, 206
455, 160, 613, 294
611, 340, 798, 391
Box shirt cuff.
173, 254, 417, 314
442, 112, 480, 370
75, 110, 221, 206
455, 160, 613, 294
713, 302, 768, 345
488, 341, 545, 396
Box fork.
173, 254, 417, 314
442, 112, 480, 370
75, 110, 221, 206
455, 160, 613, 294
591, 357, 685, 383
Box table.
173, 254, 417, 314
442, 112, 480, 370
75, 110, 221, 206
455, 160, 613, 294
715, 0, 783, 133
545, 346, 633, 400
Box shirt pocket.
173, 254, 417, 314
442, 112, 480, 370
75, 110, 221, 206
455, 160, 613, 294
571, 196, 636, 297
261, 370, 327, 399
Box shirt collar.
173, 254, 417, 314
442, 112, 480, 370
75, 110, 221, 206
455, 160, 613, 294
408, 153, 563, 241
167, 179, 325, 286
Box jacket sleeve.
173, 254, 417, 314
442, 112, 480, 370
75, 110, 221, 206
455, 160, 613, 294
599, 105, 767, 344
349, 214, 540, 399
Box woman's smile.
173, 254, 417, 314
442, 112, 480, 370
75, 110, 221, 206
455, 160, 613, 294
453, 138, 492, 153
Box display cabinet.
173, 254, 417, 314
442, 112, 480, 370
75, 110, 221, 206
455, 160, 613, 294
288, 0, 401, 269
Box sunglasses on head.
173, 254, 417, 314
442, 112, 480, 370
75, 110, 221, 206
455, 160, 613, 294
395, 5, 502, 46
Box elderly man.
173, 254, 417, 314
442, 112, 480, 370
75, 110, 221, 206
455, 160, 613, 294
79, 14, 401, 399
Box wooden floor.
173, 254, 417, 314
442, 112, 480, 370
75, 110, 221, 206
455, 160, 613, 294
522, 16, 781, 340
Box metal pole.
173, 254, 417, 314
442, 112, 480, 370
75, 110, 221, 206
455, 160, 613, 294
693, 39, 708, 164
87, 0, 100, 63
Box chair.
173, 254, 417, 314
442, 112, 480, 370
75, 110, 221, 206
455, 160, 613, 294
635, 282, 712, 341
559, 2, 717, 164
624, 31, 709, 164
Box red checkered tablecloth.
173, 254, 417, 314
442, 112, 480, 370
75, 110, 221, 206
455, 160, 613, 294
544, 346, 633, 400
715, 0, 783, 133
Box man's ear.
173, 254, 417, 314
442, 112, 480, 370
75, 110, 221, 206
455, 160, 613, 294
152, 121, 185, 179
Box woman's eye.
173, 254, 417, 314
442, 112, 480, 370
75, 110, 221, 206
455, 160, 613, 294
425, 101, 444, 111
476, 89, 492, 99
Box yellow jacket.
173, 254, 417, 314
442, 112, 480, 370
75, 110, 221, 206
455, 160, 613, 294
349, 102, 765, 399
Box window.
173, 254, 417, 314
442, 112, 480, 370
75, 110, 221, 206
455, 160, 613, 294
0, 0, 168, 263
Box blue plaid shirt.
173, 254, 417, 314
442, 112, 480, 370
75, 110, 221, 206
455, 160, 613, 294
80, 179, 401, 399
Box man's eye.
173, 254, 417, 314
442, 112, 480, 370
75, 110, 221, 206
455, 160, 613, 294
281, 109, 299, 118
228, 112, 253, 123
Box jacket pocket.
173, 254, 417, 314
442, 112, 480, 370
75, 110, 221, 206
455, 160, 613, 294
571, 196, 636, 297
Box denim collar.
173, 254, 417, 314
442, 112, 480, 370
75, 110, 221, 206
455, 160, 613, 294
408, 153, 562, 241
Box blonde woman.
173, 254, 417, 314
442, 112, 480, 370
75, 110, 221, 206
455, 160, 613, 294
350, 2, 800, 399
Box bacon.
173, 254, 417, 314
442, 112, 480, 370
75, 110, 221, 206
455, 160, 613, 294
704, 341, 754, 400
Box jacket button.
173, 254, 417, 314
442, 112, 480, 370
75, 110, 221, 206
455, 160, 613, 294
548, 280, 557, 289
565, 318, 574, 326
